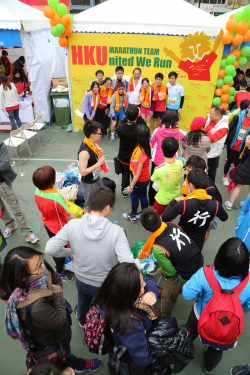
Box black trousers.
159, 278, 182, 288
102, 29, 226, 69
148, 162, 157, 206
120, 163, 131, 191
207, 156, 220, 182
84, 114, 96, 122
95, 107, 110, 135
45, 225, 65, 273
224, 147, 241, 175
186, 307, 223, 372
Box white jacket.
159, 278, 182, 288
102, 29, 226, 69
0, 83, 19, 113
205, 115, 228, 159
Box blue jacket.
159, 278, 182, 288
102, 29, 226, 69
98, 277, 159, 367
81, 90, 99, 119
236, 195, 250, 253
230, 109, 250, 151
183, 266, 250, 316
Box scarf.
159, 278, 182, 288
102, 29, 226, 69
130, 146, 143, 172
134, 297, 157, 320
115, 91, 127, 111
138, 222, 167, 259
180, 176, 188, 196
84, 137, 105, 171
152, 83, 167, 101
128, 76, 140, 92
99, 84, 113, 105
5, 268, 49, 351
230, 109, 250, 151
140, 86, 151, 107
184, 189, 212, 200
91, 90, 100, 110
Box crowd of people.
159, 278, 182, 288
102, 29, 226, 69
1, 65, 250, 375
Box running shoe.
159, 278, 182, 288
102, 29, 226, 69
26, 233, 39, 244
3, 223, 18, 238
122, 213, 137, 224
75, 359, 102, 373
225, 201, 233, 211
230, 364, 250, 375
57, 271, 74, 282
222, 177, 229, 186
74, 305, 84, 328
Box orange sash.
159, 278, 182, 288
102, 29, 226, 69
130, 146, 143, 172
180, 176, 188, 196
84, 137, 104, 171
140, 86, 151, 107
115, 91, 127, 111
128, 75, 139, 92
138, 222, 167, 259
184, 189, 212, 200
91, 91, 100, 110
152, 83, 166, 101
99, 85, 113, 105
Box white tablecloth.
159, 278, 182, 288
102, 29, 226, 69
0, 100, 34, 124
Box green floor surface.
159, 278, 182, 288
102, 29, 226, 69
0, 124, 249, 375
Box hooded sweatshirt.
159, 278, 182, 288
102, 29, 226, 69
45, 213, 134, 287
151, 127, 186, 166
116, 116, 147, 163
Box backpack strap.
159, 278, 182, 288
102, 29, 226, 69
203, 265, 222, 293
214, 201, 219, 217
232, 273, 250, 296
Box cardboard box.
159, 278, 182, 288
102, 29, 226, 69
52, 77, 68, 88
0, 124, 12, 132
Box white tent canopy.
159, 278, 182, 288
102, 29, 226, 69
0, 0, 50, 32
73, 0, 224, 37
218, 6, 245, 23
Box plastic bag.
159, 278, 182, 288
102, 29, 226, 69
66, 200, 83, 219
130, 241, 157, 277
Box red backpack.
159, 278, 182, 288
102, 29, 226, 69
197, 265, 250, 346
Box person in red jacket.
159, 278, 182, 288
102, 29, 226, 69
1, 50, 10, 75
11, 69, 29, 95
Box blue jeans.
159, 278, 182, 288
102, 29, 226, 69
7, 108, 22, 130
75, 277, 101, 326
66, 345, 86, 370
107, 352, 130, 375
130, 180, 149, 215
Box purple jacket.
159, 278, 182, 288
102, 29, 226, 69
81, 90, 99, 119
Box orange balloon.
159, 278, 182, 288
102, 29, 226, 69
221, 102, 229, 111
215, 88, 223, 96
221, 94, 230, 103
61, 15, 71, 27
218, 69, 226, 79
50, 18, 56, 26
222, 85, 230, 94
243, 30, 250, 42
236, 20, 248, 35
233, 60, 239, 68
53, 15, 62, 25
59, 33, 65, 38
43, 6, 55, 19
59, 37, 68, 47
222, 33, 233, 44
231, 49, 241, 59
229, 80, 234, 87
229, 14, 235, 19
64, 26, 72, 37
226, 19, 237, 32
233, 34, 244, 46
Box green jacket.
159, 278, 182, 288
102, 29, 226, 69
152, 245, 185, 281
0, 64, 5, 74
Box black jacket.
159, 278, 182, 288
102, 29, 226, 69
206, 176, 222, 204
116, 116, 147, 163
225, 114, 240, 148
234, 141, 250, 186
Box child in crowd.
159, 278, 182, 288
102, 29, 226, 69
149, 110, 185, 206
82, 81, 100, 122
123, 124, 151, 223
116, 105, 147, 197
78, 120, 106, 213
230, 79, 250, 110
110, 82, 129, 141
111, 65, 127, 92
95, 77, 114, 138
140, 208, 203, 317
140, 78, 155, 128
95, 69, 104, 86
162, 168, 228, 250
166, 71, 185, 116
152, 72, 168, 129
151, 137, 185, 216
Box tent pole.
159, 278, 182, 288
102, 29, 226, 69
65, 46, 76, 131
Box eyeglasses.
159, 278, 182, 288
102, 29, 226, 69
30, 255, 44, 276
93, 132, 102, 135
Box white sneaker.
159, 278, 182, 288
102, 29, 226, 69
3, 224, 18, 238
222, 177, 229, 186
225, 201, 232, 211
111, 134, 115, 141
64, 261, 74, 272
26, 233, 39, 244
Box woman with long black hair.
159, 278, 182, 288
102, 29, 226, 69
122, 124, 151, 223
0, 247, 101, 373
183, 117, 211, 165
11, 68, 29, 95
96, 262, 159, 375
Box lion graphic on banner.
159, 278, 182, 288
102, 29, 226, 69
164, 30, 223, 81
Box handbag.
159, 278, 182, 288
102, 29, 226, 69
75, 96, 85, 119
25, 303, 66, 370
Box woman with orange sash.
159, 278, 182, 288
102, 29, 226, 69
122, 125, 151, 224
95, 77, 114, 138
82, 81, 100, 122
140, 78, 155, 128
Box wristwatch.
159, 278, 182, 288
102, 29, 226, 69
130, 185, 134, 189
